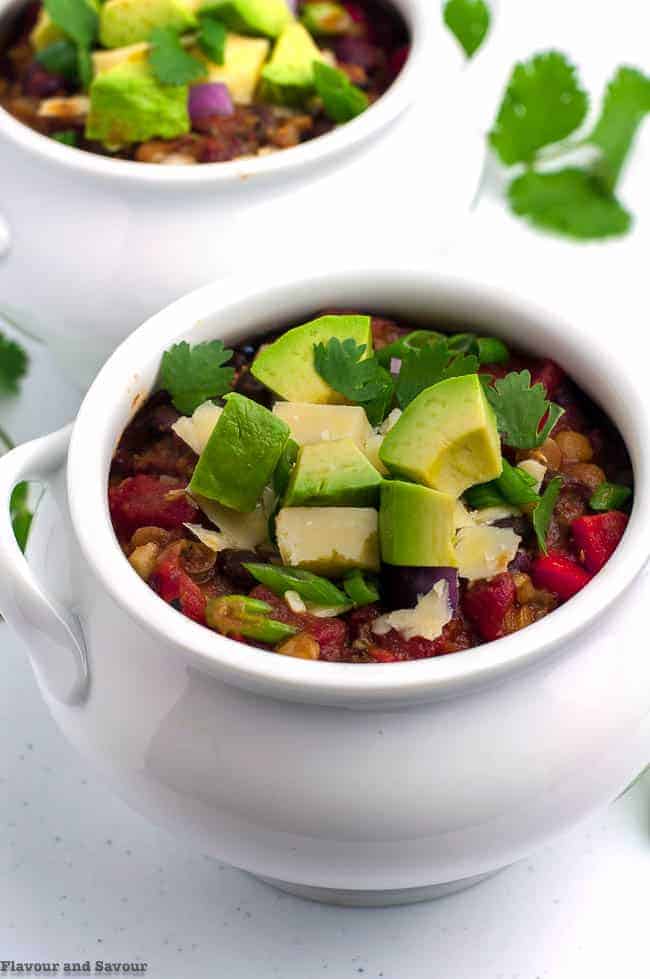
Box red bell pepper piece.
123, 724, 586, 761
464, 573, 516, 641
150, 543, 206, 625
109, 474, 197, 538
571, 511, 629, 573
531, 553, 592, 601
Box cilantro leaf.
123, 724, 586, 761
313, 338, 394, 425
44, 0, 98, 47
52, 129, 78, 146
0, 333, 28, 394
485, 370, 564, 450
77, 43, 93, 90
508, 168, 632, 239
313, 61, 369, 124
395, 341, 478, 409
36, 39, 79, 81
150, 27, 206, 86
589, 66, 650, 191
443, 0, 490, 58
197, 14, 227, 65
160, 340, 235, 415
532, 476, 562, 554
489, 51, 588, 165
10, 482, 33, 553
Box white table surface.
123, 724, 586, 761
2, 0, 649, 975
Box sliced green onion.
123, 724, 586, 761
243, 563, 348, 607
52, 130, 78, 146
589, 481, 632, 512
495, 459, 540, 506
532, 476, 563, 554
375, 330, 445, 367
206, 594, 298, 644
476, 336, 510, 365
343, 569, 379, 606
464, 482, 506, 510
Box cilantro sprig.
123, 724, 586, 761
43, 0, 99, 89
489, 53, 650, 239
395, 341, 478, 409
0, 331, 33, 551
313, 338, 394, 425
150, 26, 206, 86
443, 0, 490, 59
485, 370, 564, 450
160, 340, 235, 415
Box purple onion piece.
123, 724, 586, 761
188, 82, 234, 124
382, 565, 459, 614
389, 357, 402, 377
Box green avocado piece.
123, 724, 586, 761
188, 393, 290, 512
260, 21, 324, 105
199, 0, 293, 37
379, 481, 458, 567
251, 314, 372, 404
284, 437, 383, 507
379, 375, 502, 498
99, 0, 197, 49
86, 61, 190, 145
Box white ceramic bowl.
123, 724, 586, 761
1, 267, 648, 906
0, 0, 434, 386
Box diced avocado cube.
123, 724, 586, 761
92, 41, 150, 76
285, 437, 383, 507
275, 507, 380, 575
192, 32, 270, 104
379, 481, 457, 567
99, 0, 198, 49
379, 375, 502, 498
31, 0, 99, 51
199, 0, 293, 38
260, 21, 324, 105
86, 61, 190, 145
251, 314, 372, 404
272, 403, 373, 450
188, 393, 290, 512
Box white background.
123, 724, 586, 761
1, 0, 649, 976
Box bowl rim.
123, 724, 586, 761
0, 0, 428, 188
67, 266, 650, 705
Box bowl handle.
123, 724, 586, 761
0, 425, 88, 705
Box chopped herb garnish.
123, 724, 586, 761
0, 333, 29, 393
243, 563, 349, 607
494, 459, 540, 506
476, 336, 509, 365
10, 482, 33, 553
36, 39, 79, 81
313, 338, 394, 425
197, 13, 227, 65
463, 482, 505, 510
160, 340, 234, 415
589, 481, 632, 512
395, 340, 478, 409
590, 67, 650, 191
52, 129, 78, 146
485, 369, 564, 450
443, 0, 490, 58
313, 61, 369, 123
343, 569, 379, 606
532, 476, 563, 554
43, 0, 98, 91
149, 26, 206, 86
508, 169, 632, 240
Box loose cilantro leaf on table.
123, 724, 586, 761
0, 333, 28, 393
313, 62, 369, 124
197, 14, 227, 65
443, 0, 490, 58
10, 482, 33, 553
532, 477, 563, 554
313, 338, 394, 426
150, 27, 206, 86
489, 52, 588, 166
589, 67, 650, 190
485, 370, 564, 450
395, 341, 478, 409
509, 169, 631, 239
160, 340, 235, 415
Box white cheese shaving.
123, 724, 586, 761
454, 525, 521, 582
193, 495, 269, 549
363, 409, 402, 475
184, 523, 226, 552
172, 401, 223, 456
472, 505, 520, 525
379, 408, 402, 434
454, 500, 476, 529
308, 604, 353, 618
372, 581, 452, 641
517, 458, 547, 493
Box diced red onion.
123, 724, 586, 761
188, 83, 234, 123
382, 565, 459, 614
389, 357, 402, 376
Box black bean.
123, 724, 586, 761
217, 549, 259, 590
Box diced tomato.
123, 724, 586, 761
530, 553, 592, 601
109, 474, 197, 538
387, 44, 409, 79
369, 647, 401, 663
531, 359, 565, 399
248, 586, 348, 661
571, 511, 629, 573
150, 542, 207, 625
464, 573, 516, 641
